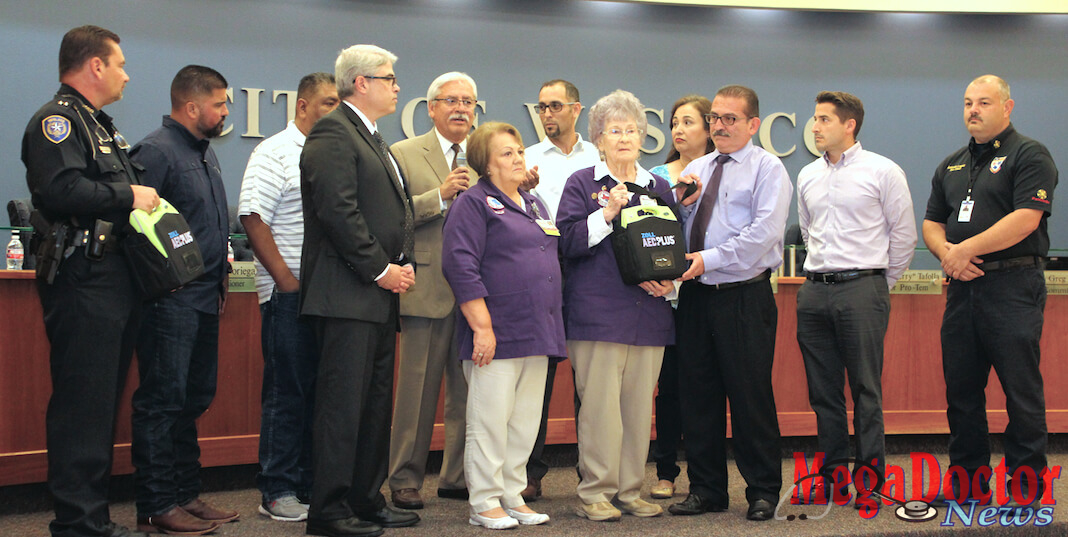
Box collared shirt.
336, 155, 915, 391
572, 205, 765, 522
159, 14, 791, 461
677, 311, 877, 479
798, 142, 917, 287
526, 134, 600, 222
343, 100, 404, 187
434, 127, 467, 211
131, 115, 229, 314
925, 123, 1058, 261
680, 140, 793, 285
22, 84, 138, 227
238, 121, 306, 304
435, 128, 467, 167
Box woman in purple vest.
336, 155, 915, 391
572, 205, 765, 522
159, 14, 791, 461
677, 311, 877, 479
556, 90, 676, 521
442, 122, 565, 530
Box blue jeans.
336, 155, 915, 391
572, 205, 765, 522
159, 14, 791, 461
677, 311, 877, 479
258, 289, 318, 501
132, 298, 219, 517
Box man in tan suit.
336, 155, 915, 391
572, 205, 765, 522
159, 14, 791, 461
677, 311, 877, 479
388, 72, 478, 509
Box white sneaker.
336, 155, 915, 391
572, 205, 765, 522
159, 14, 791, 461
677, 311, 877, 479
258, 495, 308, 522
505, 508, 549, 525
469, 511, 519, 530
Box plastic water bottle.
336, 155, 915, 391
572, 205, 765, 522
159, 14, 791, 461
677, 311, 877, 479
6, 230, 25, 270
227, 239, 235, 263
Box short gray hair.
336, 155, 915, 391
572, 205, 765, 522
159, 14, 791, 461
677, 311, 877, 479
335, 44, 397, 99
969, 74, 1011, 102
427, 71, 477, 102
588, 89, 647, 147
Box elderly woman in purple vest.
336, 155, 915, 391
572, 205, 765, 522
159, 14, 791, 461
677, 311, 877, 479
555, 90, 677, 522
442, 122, 566, 530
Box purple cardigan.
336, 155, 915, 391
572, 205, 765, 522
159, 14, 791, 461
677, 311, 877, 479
442, 179, 566, 361
556, 166, 675, 347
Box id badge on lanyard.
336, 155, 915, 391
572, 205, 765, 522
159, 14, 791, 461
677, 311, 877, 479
958, 197, 974, 223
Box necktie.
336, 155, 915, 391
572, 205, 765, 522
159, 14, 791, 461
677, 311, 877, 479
688, 154, 732, 253
371, 131, 415, 258
450, 143, 462, 170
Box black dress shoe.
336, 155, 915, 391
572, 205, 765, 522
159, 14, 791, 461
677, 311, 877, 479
355, 506, 420, 528
306, 516, 383, 537
437, 487, 469, 500
668, 493, 728, 516
747, 499, 774, 521
102, 522, 149, 537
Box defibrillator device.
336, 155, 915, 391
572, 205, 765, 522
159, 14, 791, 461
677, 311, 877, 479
124, 198, 205, 298
609, 182, 692, 285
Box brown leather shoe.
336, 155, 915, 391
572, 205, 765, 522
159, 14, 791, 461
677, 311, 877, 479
391, 488, 424, 509
137, 506, 219, 535
180, 498, 240, 523
521, 476, 542, 502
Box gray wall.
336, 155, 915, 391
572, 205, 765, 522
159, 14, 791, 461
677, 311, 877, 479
3, 0, 1067, 267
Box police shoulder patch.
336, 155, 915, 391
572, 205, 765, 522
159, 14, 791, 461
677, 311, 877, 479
42, 115, 71, 144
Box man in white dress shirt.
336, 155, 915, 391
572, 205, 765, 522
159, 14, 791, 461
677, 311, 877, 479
521, 79, 601, 501
795, 91, 917, 505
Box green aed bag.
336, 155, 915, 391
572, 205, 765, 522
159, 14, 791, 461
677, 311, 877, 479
609, 182, 688, 285
124, 197, 205, 298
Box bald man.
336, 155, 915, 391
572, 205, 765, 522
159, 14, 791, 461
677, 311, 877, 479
923, 74, 1058, 507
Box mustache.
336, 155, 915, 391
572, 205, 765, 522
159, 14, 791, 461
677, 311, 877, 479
712, 129, 730, 137
449, 113, 470, 122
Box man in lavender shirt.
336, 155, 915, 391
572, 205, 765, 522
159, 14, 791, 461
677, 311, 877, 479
669, 85, 791, 522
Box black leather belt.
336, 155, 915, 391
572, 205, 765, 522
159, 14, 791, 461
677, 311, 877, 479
806, 268, 885, 284
701, 269, 771, 290
979, 256, 1044, 272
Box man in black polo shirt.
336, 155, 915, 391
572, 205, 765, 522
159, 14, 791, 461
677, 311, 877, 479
922, 74, 1058, 506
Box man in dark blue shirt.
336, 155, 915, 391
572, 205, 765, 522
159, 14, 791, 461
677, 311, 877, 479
129, 65, 235, 536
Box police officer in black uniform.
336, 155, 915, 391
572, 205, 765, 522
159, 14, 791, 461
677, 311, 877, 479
21, 25, 159, 537
923, 74, 1058, 506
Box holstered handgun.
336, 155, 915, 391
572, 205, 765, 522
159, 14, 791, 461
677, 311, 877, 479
31, 211, 72, 284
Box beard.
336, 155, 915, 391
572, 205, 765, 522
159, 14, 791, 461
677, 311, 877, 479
203, 118, 226, 139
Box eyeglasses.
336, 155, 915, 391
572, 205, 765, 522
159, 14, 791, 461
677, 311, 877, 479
363, 74, 398, 87
433, 97, 476, 108
534, 101, 578, 114
603, 128, 642, 139
704, 113, 750, 126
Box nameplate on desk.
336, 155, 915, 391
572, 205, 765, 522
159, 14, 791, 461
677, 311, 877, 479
1045, 271, 1068, 295
890, 270, 943, 295
228, 261, 256, 292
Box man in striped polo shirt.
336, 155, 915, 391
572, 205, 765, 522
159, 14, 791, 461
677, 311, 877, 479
238, 72, 339, 522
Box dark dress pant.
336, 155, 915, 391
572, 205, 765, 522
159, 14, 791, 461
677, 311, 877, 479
652, 337, 683, 482
38, 252, 141, 537
796, 275, 890, 486
942, 267, 1048, 492
309, 313, 396, 521
676, 279, 782, 506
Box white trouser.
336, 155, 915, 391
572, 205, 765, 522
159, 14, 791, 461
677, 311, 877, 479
463, 356, 548, 513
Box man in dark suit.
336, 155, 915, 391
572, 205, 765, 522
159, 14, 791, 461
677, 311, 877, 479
299, 44, 419, 537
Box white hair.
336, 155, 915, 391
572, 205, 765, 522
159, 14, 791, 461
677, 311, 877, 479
335, 44, 397, 99
588, 89, 647, 147
426, 71, 477, 102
